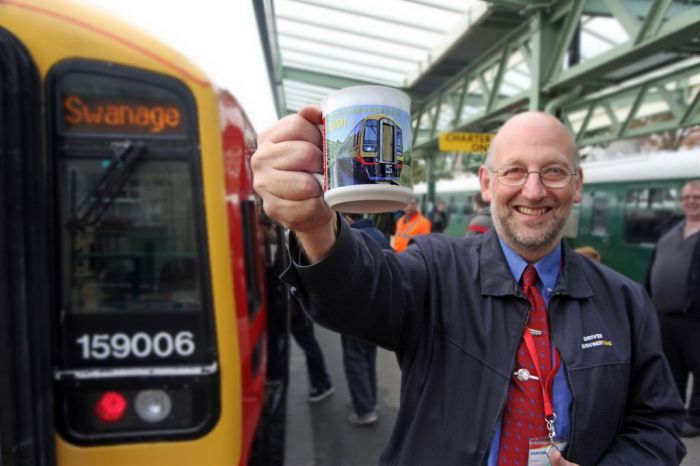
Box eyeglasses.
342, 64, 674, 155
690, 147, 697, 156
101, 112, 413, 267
488, 166, 577, 188
681, 194, 700, 202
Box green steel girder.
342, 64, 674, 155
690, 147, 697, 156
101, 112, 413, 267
412, 20, 535, 149
584, 0, 696, 19
412, 0, 700, 155
546, 11, 700, 92
282, 67, 376, 91
253, 0, 285, 117
545, 0, 586, 85
559, 61, 700, 147
635, 0, 673, 46
494, 0, 697, 18
598, 0, 644, 35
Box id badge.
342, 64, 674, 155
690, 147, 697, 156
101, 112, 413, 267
527, 437, 568, 466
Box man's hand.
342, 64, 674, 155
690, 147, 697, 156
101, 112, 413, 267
251, 106, 336, 262
548, 447, 580, 466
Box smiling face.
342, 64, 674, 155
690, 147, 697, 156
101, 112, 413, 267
478, 112, 583, 262
681, 181, 700, 222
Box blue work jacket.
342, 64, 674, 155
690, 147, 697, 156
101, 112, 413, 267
283, 216, 686, 465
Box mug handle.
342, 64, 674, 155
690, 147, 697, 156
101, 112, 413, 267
311, 173, 324, 187
312, 123, 326, 189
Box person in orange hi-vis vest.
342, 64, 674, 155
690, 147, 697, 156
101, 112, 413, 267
392, 197, 432, 252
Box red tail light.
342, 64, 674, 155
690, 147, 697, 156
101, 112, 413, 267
95, 391, 127, 423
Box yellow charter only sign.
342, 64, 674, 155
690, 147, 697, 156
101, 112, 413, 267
439, 132, 494, 153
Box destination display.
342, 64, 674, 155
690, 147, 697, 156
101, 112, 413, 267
57, 72, 188, 137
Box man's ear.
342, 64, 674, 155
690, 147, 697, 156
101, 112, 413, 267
573, 167, 583, 204
478, 165, 492, 202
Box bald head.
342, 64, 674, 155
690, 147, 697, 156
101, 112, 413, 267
485, 112, 578, 168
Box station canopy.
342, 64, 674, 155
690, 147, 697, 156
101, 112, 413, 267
255, 0, 700, 157
254, 0, 520, 114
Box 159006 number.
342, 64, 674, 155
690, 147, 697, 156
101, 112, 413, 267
75, 331, 196, 360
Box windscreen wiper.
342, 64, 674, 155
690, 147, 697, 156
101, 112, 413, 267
68, 140, 147, 232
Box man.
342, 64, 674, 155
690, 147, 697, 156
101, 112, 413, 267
270, 225, 335, 404
341, 213, 391, 426
429, 198, 449, 233
252, 108, 685, 465
647, 179, 700, 437
290, 299, 335, 403
369, 211, 397, 243
393, 197, 431, 252
466, 191, 493, 235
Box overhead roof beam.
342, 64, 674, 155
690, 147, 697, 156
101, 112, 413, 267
284, 61, 403, 85
634, 0, 673, 45
600, 0, 641, 37
404, 0, 465, 15
411, 0, 700, 151
488, 0, 551, 11
253, 0, 285, 118
282, 67, 377, 90
276, 14, 433, 51
277, 31, 417, 61
282, 47, 411, 73
559, 61, 700, 146
584, 0, 696, 18
545, 6, 700, 92
291, 0, 447, 33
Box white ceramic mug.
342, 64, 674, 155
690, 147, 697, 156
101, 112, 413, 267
321, 86, 413, 213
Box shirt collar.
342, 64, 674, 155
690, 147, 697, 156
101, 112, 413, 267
497, 237, 561, 290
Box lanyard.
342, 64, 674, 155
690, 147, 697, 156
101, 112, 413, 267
522, 326, 561, 443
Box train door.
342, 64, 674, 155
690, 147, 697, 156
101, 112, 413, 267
380, 120, 395, 164
0, 28, 56, 466
588, 193, 613, 262
571, 190, 613, 264
379, 119, 396, 179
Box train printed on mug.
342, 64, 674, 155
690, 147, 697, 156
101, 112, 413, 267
322, 86, 413, 213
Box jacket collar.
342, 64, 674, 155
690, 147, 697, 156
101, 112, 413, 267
479, 229, 594, 299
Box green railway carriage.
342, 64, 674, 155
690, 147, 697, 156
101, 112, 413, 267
565, 150, 700, 282
415, 149, 700, 283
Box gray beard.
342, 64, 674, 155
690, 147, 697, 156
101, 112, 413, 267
493, 204, 571, 254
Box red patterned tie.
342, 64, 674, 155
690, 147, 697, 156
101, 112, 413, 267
497, 264, 553, 465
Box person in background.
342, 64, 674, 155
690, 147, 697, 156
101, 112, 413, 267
368, 211, 396, 244
646, 179, 700, 437
465, 191, 493, 235
290, 299, 335, 403
275, 220, 336, 404
574, 246, 601, 262
341, 213, 391, 425
429, 198, 449, 233
392, 197, 431, 252
251, 107, 685, 465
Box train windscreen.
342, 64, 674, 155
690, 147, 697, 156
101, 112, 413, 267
65, 158, 201, 314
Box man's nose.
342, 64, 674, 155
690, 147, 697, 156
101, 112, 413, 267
520, 171, 548, 199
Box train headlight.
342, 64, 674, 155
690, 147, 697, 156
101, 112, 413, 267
134, 389, 172, 423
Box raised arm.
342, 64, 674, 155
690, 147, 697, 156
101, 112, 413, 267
251, 106, 337, 263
